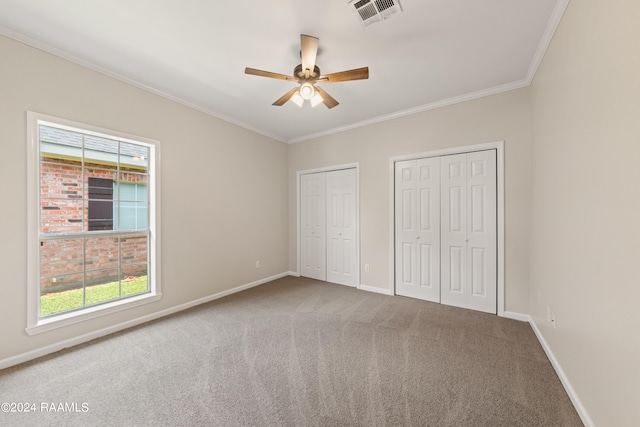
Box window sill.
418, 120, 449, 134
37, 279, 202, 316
26, 292, 162, 336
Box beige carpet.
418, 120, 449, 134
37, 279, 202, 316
0, 276, 582, 426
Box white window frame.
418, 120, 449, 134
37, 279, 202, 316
26, 112, 162, 335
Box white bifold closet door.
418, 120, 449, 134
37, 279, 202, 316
326, 169, 357, 286
441, 151, 496, 314
301, 169, 357, 286
395, 150, 497, 314
394, 157, 441, 302
300, 173, 326, 281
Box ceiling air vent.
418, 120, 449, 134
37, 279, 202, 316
349, 0, 403, 27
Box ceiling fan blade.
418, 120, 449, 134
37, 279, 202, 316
300, 34, 319, 76
245, 67, 295, 81
314, 86, 339, 109
272, 87, 300, 106
319, 67, 369, 83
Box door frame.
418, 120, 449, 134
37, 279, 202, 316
389, 141, 505, 316
297, 163, 360, 286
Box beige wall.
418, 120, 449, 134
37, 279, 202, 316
289, 88, 532, 314
0, 35, 289, 361
530, 0, 640, 425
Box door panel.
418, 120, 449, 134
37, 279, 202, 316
441, 150, 496, 313
471, 247, 486, 296
402, 242, 413, 283
449, 246, 464, 293
419, 243, 432, 286
395, 158, 440, 301
326, 169, 357, 286
300, 173, 326, 281
465, 151, 496, 313
441, 154, 468, 308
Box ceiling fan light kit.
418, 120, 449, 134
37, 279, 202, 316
245, 34, 369, 109
299, 83, 315, 100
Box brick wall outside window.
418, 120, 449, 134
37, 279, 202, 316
40, 157, 148, 292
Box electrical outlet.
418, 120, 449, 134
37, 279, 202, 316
364, 264, 370, 272
255, 261, 260, 268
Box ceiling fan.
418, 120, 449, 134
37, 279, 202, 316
245, 34, 369, 109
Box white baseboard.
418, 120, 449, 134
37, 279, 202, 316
0, 272, 291, 371
286, 271, 300, 277
528, 318, 594, 427
357, 284, 394, 296
502, 311, 530, 322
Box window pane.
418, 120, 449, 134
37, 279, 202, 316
40, 161, 83, 199
85, 170, 117, 199
40, 271, 85, 317
115, 182, 148, 230
39, 125, 84, 163
120, 235, 148, 266
122, 270, 148, 297
120, 142, 149, 173
117, 201, 148, 230
85, 236, 119, 271
40, 238, 84, 282
85, 268, 121, 306
40, 199, 84, 233
87, 200, 113, 231
87, 176, 114, 231
84, 134, 119, 166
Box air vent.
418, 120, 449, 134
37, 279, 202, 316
348, 0, 402, 27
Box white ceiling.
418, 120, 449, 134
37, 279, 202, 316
0, 0, 566, 143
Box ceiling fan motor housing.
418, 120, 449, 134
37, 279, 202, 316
294, 64, 321, 80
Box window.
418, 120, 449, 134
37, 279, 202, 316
27, 112, 161, 334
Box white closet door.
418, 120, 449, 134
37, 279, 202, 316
300, 173, 326, 281
441, 150, 496, 314
395, 158, 440, 301
465, 150, 497, 313
326, 169, 357, 286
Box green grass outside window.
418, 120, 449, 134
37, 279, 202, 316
40, 276, 148, 317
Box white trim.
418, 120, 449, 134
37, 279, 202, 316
357, 284, 394, 296
1, 272, 291, 370
388, 141, 505, 315
296, 163, 360, 286
491, 312, 595, 426
529, 318, 595, 427
26, 111, 162, 334
525, 0, 571, 85
502, 311, 530, 323
26, 293, 162, 336
287, 81, 528, 144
